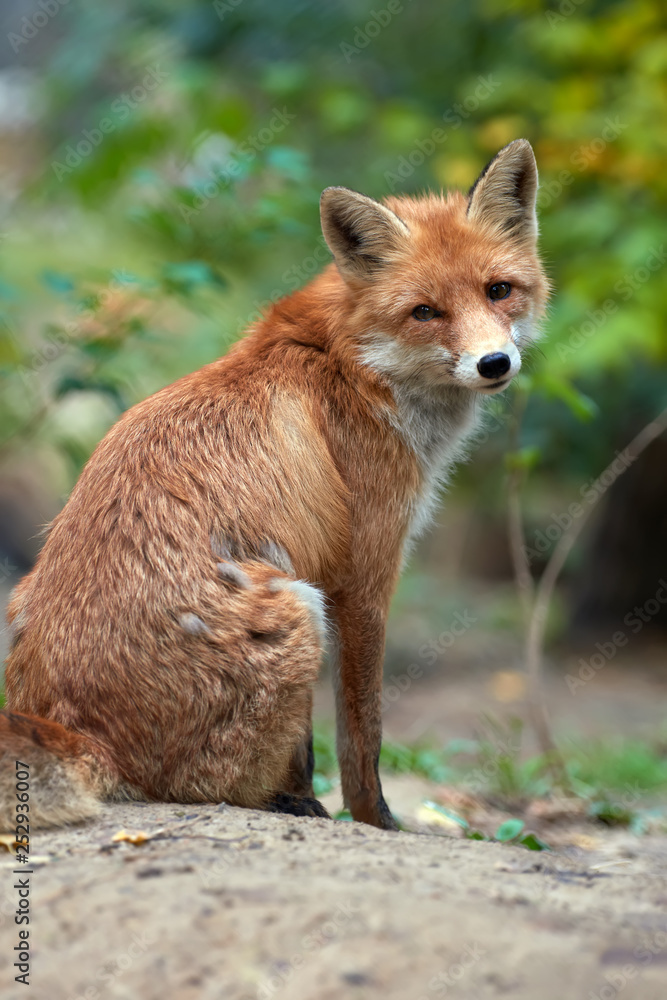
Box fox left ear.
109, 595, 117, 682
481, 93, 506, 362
467, 139, 538, 243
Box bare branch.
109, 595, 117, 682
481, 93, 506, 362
524, 408, 667, 766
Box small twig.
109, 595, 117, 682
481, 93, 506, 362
506, 394, 535, 626
524, 408, 667, 769
152, 833, 250, 845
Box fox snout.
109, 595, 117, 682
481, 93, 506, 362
456, 339, 522, 394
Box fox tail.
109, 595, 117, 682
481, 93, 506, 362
0, 711, 109, 831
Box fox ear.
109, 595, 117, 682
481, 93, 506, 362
467, 139, 538, 243
320, 187, 410, 281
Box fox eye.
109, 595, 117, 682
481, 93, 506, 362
488, 282, 511, 301
412, 305, 440, 321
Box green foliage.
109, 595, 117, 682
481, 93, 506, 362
421, 800, 550, 850
564, 738, 667, 796
315, 727, 454, 783
314, 723, 667, 835
493, 820, 549, 851
1, 0, 665, 494
495, 818, 526, 842
312, 773, 334, 797
458, 716, 554, 801
449, 724, 667, 807
312, 727, 338, 776
379, 741, 454, 783
587, 800, 634, 827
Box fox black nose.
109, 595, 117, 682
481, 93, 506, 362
477, 352, 511, 380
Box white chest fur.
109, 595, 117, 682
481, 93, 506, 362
388, 382, 481, 551
358, 333, 485, 550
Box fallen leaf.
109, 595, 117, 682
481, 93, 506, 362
111, 829, 151, 845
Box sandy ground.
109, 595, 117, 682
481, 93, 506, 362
2, 777, 667, 1000
2, 579, 667, 999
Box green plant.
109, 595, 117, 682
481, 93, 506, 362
421, 802, 550, 851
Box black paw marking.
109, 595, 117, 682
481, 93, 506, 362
268, 792, 331, 819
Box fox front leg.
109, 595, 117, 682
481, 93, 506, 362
332, 598, 398, 830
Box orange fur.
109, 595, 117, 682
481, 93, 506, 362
1, 141, 548, 830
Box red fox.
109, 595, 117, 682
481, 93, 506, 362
1, 140, 548, 831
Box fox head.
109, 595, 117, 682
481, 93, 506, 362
320, 139, 549, 396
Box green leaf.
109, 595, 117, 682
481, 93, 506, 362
161, 262, 226, 296
519, 833, 550, 851
505, 446, 542, 472
495, 818, 525, 841
588, 800, 633, 827
41, 270, 75, 294
534, 373, 599, 422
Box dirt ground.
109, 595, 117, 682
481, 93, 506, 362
1, 773, 667, 1000
2, 583, 667, 1000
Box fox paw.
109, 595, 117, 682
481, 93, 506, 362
267, 792, 331, 819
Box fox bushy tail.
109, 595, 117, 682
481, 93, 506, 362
0, 711, 109, 831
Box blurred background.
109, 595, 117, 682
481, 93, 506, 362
0, 0, 665, 770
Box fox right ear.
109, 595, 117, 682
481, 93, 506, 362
320, 187, 410, 282
467, 139, 538, 244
